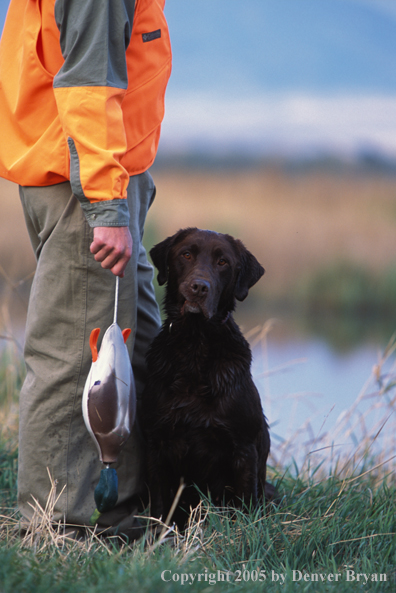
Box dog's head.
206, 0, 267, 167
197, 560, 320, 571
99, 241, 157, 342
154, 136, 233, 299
150, 228, 264, 320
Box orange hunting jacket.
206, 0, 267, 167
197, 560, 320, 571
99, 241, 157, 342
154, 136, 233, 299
0, 0, 171, 226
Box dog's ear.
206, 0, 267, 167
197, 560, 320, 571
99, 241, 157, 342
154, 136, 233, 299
233, 239, 265, 301
150, 228, 197, 286
149, 236, 175, 286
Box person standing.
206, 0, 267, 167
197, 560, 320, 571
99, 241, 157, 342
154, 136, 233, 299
0, 0, 171, 539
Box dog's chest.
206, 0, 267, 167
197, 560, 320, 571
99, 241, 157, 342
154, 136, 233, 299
147, 324, 255, 436
158, 328, 250, 390
162, 360, 243, 426
157, 364, 243, 438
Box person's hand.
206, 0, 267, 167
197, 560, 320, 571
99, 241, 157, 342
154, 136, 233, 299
90, 226, 133, 277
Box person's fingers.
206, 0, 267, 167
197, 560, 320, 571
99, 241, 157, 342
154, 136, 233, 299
98, 249, 128, 271
90, 227, 133, 277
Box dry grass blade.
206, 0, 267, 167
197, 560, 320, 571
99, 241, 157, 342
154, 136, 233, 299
329, 532, 396, 546
144, 519, 179, 554
6, 469, 118, 555
344, 454, 396, 484
146, 479, 185, 553
0, 509, 21, 544
180, 501, 211, 560
162, 479, 185, 534
21, 469, 67, 551
19, 469, 104, 553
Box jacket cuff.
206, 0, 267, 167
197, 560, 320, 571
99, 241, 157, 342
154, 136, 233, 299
67, 136, 130, 227
80, 199, 130, 228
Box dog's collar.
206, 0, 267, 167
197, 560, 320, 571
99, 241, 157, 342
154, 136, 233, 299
168, 312, 231, 334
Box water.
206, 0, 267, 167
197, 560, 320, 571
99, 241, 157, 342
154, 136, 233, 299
254, 335, 377, 434
235, 307, 396, 469
256, 336, 379, 436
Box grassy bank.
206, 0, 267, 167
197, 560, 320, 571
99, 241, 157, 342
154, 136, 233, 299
0, 339, 395, 592
0, 437, 395, 592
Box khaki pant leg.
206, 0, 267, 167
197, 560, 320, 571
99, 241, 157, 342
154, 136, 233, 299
18, 172, 160, 533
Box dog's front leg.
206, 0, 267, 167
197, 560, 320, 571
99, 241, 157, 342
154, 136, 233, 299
146, 441, 169, 521
232, 444, 259, 506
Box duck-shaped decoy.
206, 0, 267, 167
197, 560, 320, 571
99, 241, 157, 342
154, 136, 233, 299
82, 276, 136, 524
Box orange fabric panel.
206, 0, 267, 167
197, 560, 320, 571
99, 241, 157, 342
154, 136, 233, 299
122, 0, 172, 173
0, 0, 67, 184
54, 85, 130, 202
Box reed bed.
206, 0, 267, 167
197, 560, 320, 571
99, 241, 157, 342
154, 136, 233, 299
2, 169, 396, 297
148, 167, 396, 297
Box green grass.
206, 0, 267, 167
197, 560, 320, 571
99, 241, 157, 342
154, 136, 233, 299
0, 449, 395, 592
0, 435, 17, 511
0, 344, 25, 408
0, 343, 21, 511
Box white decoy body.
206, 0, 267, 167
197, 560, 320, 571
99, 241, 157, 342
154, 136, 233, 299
82, 277, 136, 465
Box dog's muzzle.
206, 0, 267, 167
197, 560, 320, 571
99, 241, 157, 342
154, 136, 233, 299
180, 277, 216, 318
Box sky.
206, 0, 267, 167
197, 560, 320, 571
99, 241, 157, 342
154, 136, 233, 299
1, 0, 395, 158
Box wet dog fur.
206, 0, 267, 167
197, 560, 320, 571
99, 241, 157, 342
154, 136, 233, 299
141, 228, 274, 528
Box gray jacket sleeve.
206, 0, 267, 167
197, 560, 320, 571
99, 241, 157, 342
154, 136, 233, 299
53, 0, 136, 227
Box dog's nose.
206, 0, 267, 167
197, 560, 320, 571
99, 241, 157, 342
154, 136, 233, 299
190, 279, 210, 296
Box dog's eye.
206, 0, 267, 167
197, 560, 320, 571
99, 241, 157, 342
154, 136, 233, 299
218, 258, 228, 266
182, 251, 192, 260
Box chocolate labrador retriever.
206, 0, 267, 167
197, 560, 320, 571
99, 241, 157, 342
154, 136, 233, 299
141, 228, 274, 528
